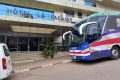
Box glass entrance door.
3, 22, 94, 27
18, 37, 28, 51
29, 37, 38, 51
0, 35, 5, 43
7, 36, 18, 51
5, 35, 54, 52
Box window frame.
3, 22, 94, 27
3, 46, 10, 57
78, 12, 82, 18
64, 10, 74, 17
84, 0, 96, 7
85, 23, 101, 43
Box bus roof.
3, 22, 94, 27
78, 12, 120, 23
88, 12, 120, 19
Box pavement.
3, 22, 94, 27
8, 57, 120, 80
11, 51, 71, 73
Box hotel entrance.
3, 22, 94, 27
0, 13, 71, 52
6, 35, 53, 51
0, 19, 70, 52
0, 2, 72, 53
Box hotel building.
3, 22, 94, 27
0, 0, 119, 52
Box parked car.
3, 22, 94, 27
0, 43, 12, 79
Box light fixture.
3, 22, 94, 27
11, 25, 56, 34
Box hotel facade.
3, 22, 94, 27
0, 0, 119, 52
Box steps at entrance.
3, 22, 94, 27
11, 51, 45, 62
10, 51, 69, 64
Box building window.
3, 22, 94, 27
0, 35, 5, 43
84, 0, 96, 7
78, 12, 82, 18
72, 0, 76, 2
64, 10, 74, 17
68, 0, 76, 2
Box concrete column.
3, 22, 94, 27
38, 38, 40, 51
74, 10, 78, 18
28, 34, 30, 52
82, 11, 87, 19
5, 33, 7, 44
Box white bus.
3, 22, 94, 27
63, 12, 120, 60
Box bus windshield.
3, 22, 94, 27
70, 28, 85, 47
68, 16, 106, 47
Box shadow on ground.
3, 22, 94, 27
2, 76, 13, 80
71, 58, 118, 65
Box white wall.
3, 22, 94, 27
98, 3, 120, 12
78, 0, 85, 5
54, 36, 62, 43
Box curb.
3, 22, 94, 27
12, 60, 72, 74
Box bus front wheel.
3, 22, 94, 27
110, 47, 120, 60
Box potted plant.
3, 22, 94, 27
42, 42, 56, 59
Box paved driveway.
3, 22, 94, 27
5, 58, 120, 80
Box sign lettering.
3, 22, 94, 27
0, 4, 72, 22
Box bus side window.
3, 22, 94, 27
89, 16, 106, 32
105, 16, 120, 30
86, 23, 100, 43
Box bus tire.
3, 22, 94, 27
110, 47, 120, 60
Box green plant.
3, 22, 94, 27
42, 42, 56, 58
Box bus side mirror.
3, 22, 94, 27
62, 31, 72, 46
78, 22, 97, 35
63, 31, 71, 40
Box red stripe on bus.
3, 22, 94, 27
70, 51, 90, 54
82, 51, 90, 54
90, 38, 120, 47
70, 52, 81, 54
